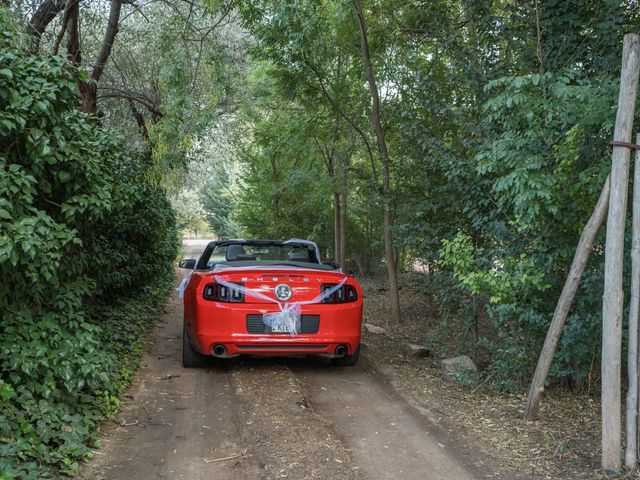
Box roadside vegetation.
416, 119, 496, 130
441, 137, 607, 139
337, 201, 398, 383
219, 0, 639, 396
0, 10, 178, 478
3, 0, 640, 477
2, 0, 243, 474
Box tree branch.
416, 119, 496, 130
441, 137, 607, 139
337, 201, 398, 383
301, 52, 379, 186
97, 87, 162, 118
29, 0, 67, 49
92, 0, 123, 82
51, 0, 74, 55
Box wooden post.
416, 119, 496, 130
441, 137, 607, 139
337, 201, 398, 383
523, 174, 610, 421
602, 33, 640, 472
626, 134, 640, 468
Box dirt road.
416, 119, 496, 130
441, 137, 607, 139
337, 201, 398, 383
78, 241, 500, 480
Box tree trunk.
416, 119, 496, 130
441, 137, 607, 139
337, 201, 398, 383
65, 0, 81, 67
65, 0, 122, 114
273, 193, 280, 238
64, 0, 98, 114
270, 157, 281, 238
524, 174, 611, 420
626, 133, 640, 468
339, 166, 348, 268
80, 82, 99, 115
28, 0, 121, 114
353, 0, 401, 323
128, 99, 150, 142
602, 33, 640, 472
79, 0, 122, 115
334, 191, 342, 264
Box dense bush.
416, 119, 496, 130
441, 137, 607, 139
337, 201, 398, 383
0, 11, 177, 478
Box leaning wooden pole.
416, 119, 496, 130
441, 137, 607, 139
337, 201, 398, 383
602, 33, 640, 472
523, 174, 610, 421
625, 133, 640, 469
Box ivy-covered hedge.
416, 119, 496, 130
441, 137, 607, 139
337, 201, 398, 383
0, 11, 177, 478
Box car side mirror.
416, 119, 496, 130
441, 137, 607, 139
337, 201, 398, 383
178, 259, 196, 269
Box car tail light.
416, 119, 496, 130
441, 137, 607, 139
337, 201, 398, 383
203, 282, 244, 303
321, 283, 358, 303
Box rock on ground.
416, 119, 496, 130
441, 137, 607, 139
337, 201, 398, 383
441, 355, 478, 384
405, 343, 430, 358
364, 323, 387, 334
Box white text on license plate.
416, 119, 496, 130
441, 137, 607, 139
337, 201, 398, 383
271, 324, 291, 333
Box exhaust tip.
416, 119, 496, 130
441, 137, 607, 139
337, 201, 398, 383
335, 345, 347, 358
212, 344, 227, 357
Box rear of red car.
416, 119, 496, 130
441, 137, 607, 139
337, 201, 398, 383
180, 240, 363, 367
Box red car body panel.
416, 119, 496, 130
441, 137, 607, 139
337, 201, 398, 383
183, 268, 363, 357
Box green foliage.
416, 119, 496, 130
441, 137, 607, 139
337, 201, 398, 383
478, 72, 615, 227
420, 272, 480, 357
227, 0, 640, 392
440, 233, 550, 304
0, 10, 177, 478
95, 0, 244, 178
232, 85, 334, 242
450, 366, 478, 389
375, 0, 638, 391
89, 155, 178, 300
220, 1, 384, 267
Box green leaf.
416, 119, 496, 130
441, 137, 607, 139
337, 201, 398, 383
77, 68, 90, 82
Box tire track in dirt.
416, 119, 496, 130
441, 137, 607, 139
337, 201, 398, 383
78, 274, 259, 480
225, 358, 358, 479
288, 356, 485, 480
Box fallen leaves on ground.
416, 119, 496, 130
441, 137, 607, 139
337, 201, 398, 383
361, 275, 632, 480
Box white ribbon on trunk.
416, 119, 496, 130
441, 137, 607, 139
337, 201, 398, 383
216, 277, 347, 335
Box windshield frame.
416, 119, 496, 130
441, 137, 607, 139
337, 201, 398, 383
195, 240, 330, 271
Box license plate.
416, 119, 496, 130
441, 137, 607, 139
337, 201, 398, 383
271, 323, 291, 333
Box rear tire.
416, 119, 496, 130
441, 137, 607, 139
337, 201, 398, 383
183, 323, 209, 368
332, 345, 360, 367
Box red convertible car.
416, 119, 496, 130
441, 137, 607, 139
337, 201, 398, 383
178, 239, 363, 367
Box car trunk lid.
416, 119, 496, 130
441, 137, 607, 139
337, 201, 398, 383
208, 269, 347, 304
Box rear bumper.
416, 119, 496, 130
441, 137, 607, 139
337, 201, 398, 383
198, 334, 361, 357
186, 301, 363, 357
